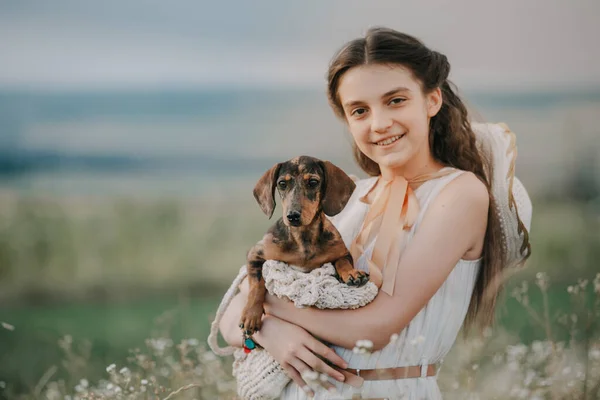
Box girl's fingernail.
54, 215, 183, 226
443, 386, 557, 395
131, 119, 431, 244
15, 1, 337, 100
337, 374, 345, 381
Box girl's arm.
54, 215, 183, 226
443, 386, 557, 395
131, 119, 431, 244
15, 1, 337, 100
219, 284, 349, 394
265, 172, 489, 350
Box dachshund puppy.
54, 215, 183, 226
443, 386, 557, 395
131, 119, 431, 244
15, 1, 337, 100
240, 156, 369, 335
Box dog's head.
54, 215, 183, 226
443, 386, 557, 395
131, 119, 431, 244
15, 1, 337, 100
253, 156, 356, 227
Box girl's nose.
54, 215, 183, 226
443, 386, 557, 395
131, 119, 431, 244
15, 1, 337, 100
371, 110, 393, 133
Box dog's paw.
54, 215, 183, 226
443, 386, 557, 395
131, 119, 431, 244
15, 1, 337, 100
339, 269, 369, 287
239, 305, 264, 335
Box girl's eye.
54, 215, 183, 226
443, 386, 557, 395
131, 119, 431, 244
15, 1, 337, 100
351, 108, 367, 116
277, 181, 287, 189
389, 98, 405, 105
308, 179, 319, 188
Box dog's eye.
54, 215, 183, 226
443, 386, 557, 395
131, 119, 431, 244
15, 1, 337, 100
277, 181, 287, 189
307, 179, 319, 188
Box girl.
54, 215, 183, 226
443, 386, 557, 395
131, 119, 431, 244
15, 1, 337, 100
219, 27, 532, 399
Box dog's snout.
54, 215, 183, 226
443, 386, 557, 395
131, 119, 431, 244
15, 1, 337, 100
287, 211, 302, 226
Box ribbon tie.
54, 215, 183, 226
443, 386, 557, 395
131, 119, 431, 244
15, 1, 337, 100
349, 168, 454, 296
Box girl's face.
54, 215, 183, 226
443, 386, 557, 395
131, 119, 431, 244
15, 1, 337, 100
337, 64, 443, 179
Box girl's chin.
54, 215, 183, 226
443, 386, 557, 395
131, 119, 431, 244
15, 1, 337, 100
376, 154, 408, 169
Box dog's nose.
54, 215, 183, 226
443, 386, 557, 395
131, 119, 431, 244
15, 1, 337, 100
287, 211, 302, 226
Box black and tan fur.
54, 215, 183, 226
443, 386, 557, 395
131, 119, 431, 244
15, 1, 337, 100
240, 156, 369, 334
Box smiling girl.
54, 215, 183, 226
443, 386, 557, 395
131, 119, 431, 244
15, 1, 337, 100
219, 27, 532, 399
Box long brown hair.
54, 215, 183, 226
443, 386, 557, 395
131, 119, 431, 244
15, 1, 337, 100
327, 27, 516, 331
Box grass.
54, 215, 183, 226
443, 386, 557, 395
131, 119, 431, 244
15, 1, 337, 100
0, 191, 599, 398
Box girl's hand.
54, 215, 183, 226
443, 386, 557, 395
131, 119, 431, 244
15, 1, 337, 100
254, 315, 348, 396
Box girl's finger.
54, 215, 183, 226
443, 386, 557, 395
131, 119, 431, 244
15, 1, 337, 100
305, 338, 348, 370
318, 377, 337, 395
288, 359, 317, 398
282, 363, 314, 398
299, 346, 346, 383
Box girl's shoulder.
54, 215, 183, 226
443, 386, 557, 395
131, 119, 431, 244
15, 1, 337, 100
431, 170, 489, 210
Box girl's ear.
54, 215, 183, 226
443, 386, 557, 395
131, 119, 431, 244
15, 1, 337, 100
427, 87, 443, 117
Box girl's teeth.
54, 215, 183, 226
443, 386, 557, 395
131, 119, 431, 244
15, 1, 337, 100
377, 135, 403, 146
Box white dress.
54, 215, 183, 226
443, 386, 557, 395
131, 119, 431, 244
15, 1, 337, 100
280, 168, 481, 400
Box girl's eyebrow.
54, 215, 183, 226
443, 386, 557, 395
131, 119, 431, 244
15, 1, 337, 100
382, 86, 411, 98
343, 86, 411, 109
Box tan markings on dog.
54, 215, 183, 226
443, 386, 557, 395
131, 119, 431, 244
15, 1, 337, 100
240, 156, 361, 334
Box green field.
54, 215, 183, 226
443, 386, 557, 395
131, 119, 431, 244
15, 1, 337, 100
0, 193, 599, 398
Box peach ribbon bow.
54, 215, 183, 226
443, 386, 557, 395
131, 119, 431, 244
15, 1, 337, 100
349, 168, 454, 296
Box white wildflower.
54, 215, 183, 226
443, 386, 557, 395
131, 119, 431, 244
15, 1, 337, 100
140, 379, 148, 385
79, 379, 88, 388
201, 351, 217, 362
119, 367, 129, 375
508, 360, 520, 371
524, 370, 536, 386
106, 364, 116, 373
0, 381, 6, 389
483, 326, 493, 338
106, 383, 114, 390
492, 353, 504, 365
147, 337, 173, 353
301, 370, 319, 381
353, 339, 373, 354
506, 344, 527, 360
409, 336, 425, 346
356, 339, 373, 349
187, 338, 199, 346
1, 322, 14, 331
539, 378, 553, 386
535, 272, 549, 290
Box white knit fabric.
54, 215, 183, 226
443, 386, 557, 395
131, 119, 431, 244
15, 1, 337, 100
208, 262, 378, 400
264, 261, 378, 309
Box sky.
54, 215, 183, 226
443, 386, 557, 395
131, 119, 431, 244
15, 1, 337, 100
1, 0, 599, 91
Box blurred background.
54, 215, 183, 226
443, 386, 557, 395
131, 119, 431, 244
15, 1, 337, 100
1, 0, 599, 398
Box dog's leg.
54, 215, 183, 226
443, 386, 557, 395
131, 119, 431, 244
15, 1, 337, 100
240, 244, 267, 335
334, 253, 369, 287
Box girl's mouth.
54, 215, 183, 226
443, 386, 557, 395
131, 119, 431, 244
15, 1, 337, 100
374, 133, 406, 146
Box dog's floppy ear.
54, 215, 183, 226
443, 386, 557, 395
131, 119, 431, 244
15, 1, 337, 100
253, 163, 281, 218
321, 161, 356, 217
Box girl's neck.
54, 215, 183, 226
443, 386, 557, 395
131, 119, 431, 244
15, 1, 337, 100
379, 157, 446, 182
